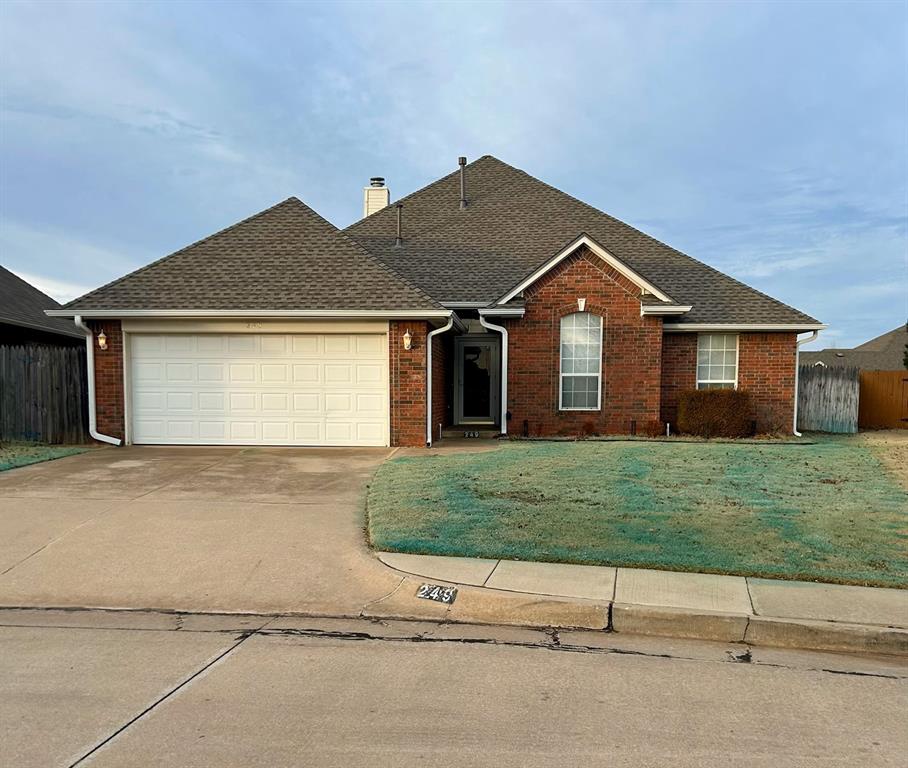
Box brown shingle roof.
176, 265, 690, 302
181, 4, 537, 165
63, 198, 441, 312
0, 266, 84, 337
345, 156, 820, 326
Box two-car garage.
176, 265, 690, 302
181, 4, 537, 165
127, 329, 390, 446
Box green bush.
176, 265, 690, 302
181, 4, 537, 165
676, 389, 753, 438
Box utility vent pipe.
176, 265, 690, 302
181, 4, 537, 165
458, 156, 467, 209
394, 203, 403, 248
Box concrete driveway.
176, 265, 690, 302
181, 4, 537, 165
0, 446, 402, 614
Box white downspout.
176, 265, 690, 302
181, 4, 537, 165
426, 316, 455, 446
74, 315, 122, 446
478, 313, 508, 436
793, 330, 819, 437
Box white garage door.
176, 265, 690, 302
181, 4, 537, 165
129, 333, 389, 446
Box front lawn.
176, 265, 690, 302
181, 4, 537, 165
0, 442, 88, 472
368, 437, 908, 588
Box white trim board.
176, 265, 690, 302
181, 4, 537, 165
640, 304, 692, 316
663, 323, 827, 333
47, 309, 452, 320
496, 234, 673, 305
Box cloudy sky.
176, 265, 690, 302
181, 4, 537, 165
1, 0, 905, 348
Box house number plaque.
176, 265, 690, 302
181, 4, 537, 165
416, 584, 457, 604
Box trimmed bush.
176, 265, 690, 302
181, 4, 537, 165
676, 389, 753, 438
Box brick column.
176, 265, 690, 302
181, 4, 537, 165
389, 321, 429, 447
88, 319, 125, 442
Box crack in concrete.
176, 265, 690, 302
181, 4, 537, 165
255, 626, 906, 680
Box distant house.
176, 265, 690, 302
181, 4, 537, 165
0, 266, 84, 346
801, 324, 908, 371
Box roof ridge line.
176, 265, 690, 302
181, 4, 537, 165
62, 197, 300, 309
492, 157, 818, 324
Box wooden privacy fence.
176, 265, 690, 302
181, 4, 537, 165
0, 344, 89, 443
859, 370, 908, 429
797, 364, 859, 434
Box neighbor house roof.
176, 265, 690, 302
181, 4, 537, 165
345, 156, 820, 327
0, 266, 84, 338
60, 198, 443, 314
801, 324, 907, 370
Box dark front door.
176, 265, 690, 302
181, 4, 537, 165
455, 337, 500, 425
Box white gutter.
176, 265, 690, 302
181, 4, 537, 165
73, 316, 122, 446
793, 329, 820, 437
426, 316, 456, 446
48, 309, 453, 319
478, 312, 509, 436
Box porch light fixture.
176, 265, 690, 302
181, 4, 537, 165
97, 331, 108, 350
403, 328, 413, 350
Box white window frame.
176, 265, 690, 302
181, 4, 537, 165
559, 312, 604, 411
696, 333, 739, 389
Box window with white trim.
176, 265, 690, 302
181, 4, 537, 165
560, 312, 603, 410
697, 333, 738, 389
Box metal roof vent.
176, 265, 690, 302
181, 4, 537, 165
458, 157, 467, 209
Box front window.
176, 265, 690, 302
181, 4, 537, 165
560, 312, 603, 410
697, 333, 738, 389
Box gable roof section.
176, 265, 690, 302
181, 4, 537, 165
495, 233, 675, 306
60, 198, 442, 314
0, 266, 84, 337
344, 156, 821, 327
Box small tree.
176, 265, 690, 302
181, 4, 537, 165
903, 321, 908, 370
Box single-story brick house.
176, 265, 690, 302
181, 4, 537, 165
48, 156, 824, 447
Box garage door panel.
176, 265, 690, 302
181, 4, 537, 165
164, 336, 194, 354
198, 421, 226, 440
228, 336, 257, 354
166, 392, 194, 411
198, 392, 226, 411
261, 363, 290, 383
197, 363, 225, 382
165, 362, 194, 383
261, 392, 290, 412
229, 392, 258, 411
197, 336, 227, 354
130, 333, 389, 446
228, 363, 257, 384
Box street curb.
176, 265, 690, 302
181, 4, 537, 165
744, 616, 908, 656
610, 603, 749, 643
367, 567, 908, 657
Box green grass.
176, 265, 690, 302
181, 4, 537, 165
0, 442, 88, 472
367, 437, 908, 588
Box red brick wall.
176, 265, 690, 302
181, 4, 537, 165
88, 319, 125, 442
506, 248, 663, 436
389, 320, 429, 447
660, 333, 697, 426
739, 332, 797, 433
660, 331, 797, 433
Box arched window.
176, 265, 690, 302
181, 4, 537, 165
559, 312, 603, 410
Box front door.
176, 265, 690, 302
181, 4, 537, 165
455, 336, 500, 425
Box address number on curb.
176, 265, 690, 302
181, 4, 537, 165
416, 584, 457, 604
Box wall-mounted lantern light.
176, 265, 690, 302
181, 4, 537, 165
97, 330, 108, 350
403, 328, 413, 350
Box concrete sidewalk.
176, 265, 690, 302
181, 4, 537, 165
376, 552, 908, 656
